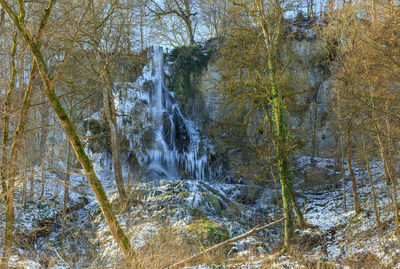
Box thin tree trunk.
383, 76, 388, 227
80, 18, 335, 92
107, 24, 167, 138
1, 33, 17, 269
361, 134, 381, 227
0, 0, 136, 262
2, 61, 37, 269
346, 126, 361, 214
186, 18, 195, 46
258, 1, 296, 249
183, 1, 195, 45
101, 68, 127, 203
62, 139, 71, 247
290, 188, 306, 229
374, 122, 400, 234
386, 116, 397, 185
39, 95, 48, 202
22, 147, 27, 209
339, 133, 347, 213
270, 165, 281, 214
30, 167, 34, 202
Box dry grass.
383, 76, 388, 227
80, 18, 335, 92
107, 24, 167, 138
108, 226, 228, 269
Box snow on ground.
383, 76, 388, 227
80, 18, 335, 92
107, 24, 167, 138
3, 154, 400, 268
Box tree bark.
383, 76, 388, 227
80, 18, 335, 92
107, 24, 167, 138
256, 0, 298, 250
339, 133, 347, 213
1, 32, 18, 269
62, 139, 71, 247
101, 67, 127, 203
2, 57, 37, 269
346, 126, 361, 214
290, 188, 306, 229
374, 121, 400, 234
0, 0, 136, 263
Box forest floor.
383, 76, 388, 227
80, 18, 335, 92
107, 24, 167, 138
1, 156, 399, 268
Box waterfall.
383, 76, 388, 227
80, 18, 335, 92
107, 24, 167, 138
144, 46, 208, 180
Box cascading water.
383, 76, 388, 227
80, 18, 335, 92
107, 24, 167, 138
143, 46, 208, 180
85, 46, 212, 181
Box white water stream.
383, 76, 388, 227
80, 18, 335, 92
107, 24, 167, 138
145, 46, 208, 180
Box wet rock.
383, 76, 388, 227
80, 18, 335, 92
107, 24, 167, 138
172, 108, 190, 152
233, 185, 262, 205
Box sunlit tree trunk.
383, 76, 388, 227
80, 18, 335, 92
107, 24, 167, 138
260, 1, 296, 249
101, 67, 127, 203
1, 32, 17, 269
374, 121, 400, 234
345, 123, 361, 214
0, 0, 136, 263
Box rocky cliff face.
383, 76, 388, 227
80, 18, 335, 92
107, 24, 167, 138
84, 23, 337, 183
195, 27, 337, 180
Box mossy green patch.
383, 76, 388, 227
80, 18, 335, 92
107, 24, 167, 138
188, 207, 206, 218
179, 191, 191, 199
185, 218, 230, 246
169, 44, 215, 116
203, 192, 222, 215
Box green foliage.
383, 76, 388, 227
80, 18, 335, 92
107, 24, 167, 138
169, 44, 214, 115
203, 192, 222, 215
186, 218, 230, 246
188, 207, 206, 218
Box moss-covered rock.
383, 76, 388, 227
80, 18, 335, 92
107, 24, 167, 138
169, 43, 216, 119
185, 218, 230, 246
203, 192, 223, 215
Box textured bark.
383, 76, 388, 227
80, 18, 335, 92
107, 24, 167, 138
183, 0, 195, 45
0, 0, 135, 263
267, 45, 294, 250
1, 32, 17, 269
101, 68, 127, 203
256, 0, 300, 249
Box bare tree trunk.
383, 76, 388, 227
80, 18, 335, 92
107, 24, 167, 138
22, 147, 27, 209
0, 0, 136, 262
374, 122, 400, 234
346, 126, 361, 214
289, 188, 306, 229
339, 133, 347, 213
62, 139, 71, 247
185, 16, 195, 45
1, 32, 17, 269
270, 165, 281, 214
39, 95, 48, 202
361, 134, 380, 227
30, 167, 34, 202
183, 0, 195, 45
2, 61, 37, 269
386, 115, 397, 185
101, 68, 127, 203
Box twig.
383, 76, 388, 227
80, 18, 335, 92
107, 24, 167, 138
167, 218, 285, 269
